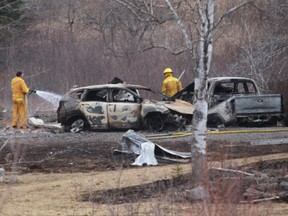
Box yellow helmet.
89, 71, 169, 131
163, 68, 173, 74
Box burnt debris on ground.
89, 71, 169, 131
0, 126, 288, 174
80, 159, 288, 204
1, 114, 288, 204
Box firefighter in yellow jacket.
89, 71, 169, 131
11, 71, 35, 129
161, 68, 182, 97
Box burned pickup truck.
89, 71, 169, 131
172, 77, 284, 127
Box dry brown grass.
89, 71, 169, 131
1, 153, 288, 216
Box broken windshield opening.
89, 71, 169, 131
137, 88, 165, 101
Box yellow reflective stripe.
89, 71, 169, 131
145, 128, 288, 140
15, 98, 24, 102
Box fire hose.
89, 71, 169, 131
145, 128, 288, 140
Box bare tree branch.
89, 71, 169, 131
164, 0, 193, 52
214, 0, 255, 31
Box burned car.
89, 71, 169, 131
57, 83, 194, 132
172, 77, 284, 127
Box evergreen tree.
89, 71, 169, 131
0, 0, 26, 41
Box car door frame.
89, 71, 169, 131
79, 88, 109, 130
107, 87, 142, 129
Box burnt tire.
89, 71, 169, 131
66, 117, 87, 133
207, 114, 224, 128
144, 113, 164, 132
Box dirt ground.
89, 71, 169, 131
0, 124, 288, 174
0, 123, 288, 215
0, 126, 287, 174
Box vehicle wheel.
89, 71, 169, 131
144, 113, 164, 132
172, 114, 188, 131
207, 114, 224, 128
69, 118, 86, 133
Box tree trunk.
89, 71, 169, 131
191, 0, 214, 193
191, 97, 209, 188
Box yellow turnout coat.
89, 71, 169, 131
161, 74, 182, 97
11, 76, 30, 128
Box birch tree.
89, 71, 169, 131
191, 1, 265, 192
109, 0, 254, 191
189, 0, 214, 190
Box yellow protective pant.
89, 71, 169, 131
12, 98, 28, 129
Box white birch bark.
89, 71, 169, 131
191, 0, 214, 188
191, 0, 253, 187
164, 0, 214, 190
113, 0, 255, 193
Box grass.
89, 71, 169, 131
1, 153, 288, 215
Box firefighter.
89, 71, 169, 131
11, 71, 36, 129
161, 68, 182, 97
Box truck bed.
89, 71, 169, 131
234, 94, 283, 115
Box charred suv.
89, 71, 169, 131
172, 77, 284, 127
57, 83, 193, 132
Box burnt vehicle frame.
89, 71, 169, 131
57, 83, 193, 132
172, 77, 284, 127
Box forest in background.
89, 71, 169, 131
0, 0, 287, 113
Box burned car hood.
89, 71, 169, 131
158, 99, 194, 115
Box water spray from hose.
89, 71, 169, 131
35, 90, 62, 108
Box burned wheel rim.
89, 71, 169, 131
145, 113, 164, 132
208, 115, 224, 128
70, 119, 85, 133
